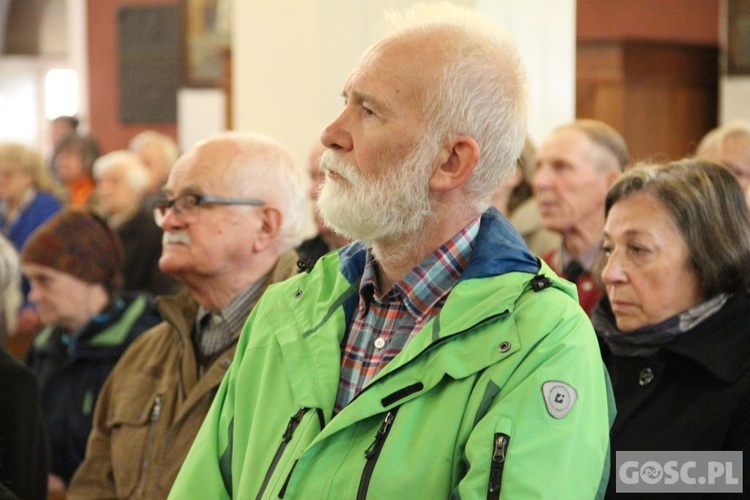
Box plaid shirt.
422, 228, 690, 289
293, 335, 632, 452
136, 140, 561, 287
335, 217, 480, 412
195, 274, 269, 367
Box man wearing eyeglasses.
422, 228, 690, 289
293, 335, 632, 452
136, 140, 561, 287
67, 131, 306, 499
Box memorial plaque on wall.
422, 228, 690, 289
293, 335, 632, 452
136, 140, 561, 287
118, 6, 178, 123
728, 0, 750, 75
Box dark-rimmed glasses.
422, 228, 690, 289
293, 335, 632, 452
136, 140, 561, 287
152, 193, 264, 226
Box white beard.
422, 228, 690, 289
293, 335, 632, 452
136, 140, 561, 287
316, 140, 437, 247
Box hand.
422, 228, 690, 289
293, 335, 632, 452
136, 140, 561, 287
48, 473, 66, 492
13, 307, 41, 337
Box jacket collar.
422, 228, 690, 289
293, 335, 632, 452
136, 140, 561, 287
664, 290, 750, 383
336, 207, 539, 286
598, 290, 750, 384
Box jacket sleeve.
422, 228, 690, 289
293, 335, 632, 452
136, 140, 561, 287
454, 300, 614, 499
66, 369, 118, 499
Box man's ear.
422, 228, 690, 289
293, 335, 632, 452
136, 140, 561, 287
604, 169, 621, 188
429, 135, 480, 192
253, 206, 282, 252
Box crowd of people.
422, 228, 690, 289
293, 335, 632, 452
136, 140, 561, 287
1, 2, 750, 499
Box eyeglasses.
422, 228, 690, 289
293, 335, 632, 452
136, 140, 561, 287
152, 193, 264, 226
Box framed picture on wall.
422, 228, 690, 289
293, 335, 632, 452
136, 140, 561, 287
180, 0, 231, 87
727, 0, 750, 75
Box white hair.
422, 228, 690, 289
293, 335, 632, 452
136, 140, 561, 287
696, 120, 750, 158
0, 235, 21, 338
382, 2, 528, 211
209, 131, 308, 253
129, 130, 180, 173
93, 150, 151, 193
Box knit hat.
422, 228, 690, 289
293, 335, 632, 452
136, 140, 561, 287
22, 210, 124, 289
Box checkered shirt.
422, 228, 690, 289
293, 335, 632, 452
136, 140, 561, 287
195, 274, 269, 366
335, 217, 480, 412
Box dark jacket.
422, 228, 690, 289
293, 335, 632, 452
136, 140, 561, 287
116, 208, 180, 296
0, 347, 47, 500
26, 293, 162, 485
596, 291, 750, 498
296, 234, 331, 266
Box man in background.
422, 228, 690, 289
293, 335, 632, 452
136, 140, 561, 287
129, 130, 180, 196
534, 119, 628, 316
68, 132, 306, 498
696, 120, 750, 199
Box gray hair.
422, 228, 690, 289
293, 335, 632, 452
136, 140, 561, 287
208, 132, 307, 253
695, 120, 750, 159
605, 159, 750, 298
0, 234, 21, 338
129, 130, 179, 173
93, 150, 151, 193
558, 119, 630, 172
383, 2, 528, 211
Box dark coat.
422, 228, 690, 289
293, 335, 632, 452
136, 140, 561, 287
0, 347, 47, 500
597, 291, 750, 498
116, 208, 180, 296
26, 293, 161, 485
296, 234, 332, 267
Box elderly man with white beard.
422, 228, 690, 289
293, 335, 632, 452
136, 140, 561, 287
170, 3, 613, 499
67, 131, 306, 499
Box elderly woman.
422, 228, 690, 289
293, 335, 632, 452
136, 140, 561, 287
0, 143, 63, 341
0, 143, 62, 251
22, 211, 161, 493
94, 151, 179, 295
593, 160, 750, 497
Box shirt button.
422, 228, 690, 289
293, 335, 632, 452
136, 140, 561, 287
639, 367, 654, 386
581, 281, 593, 292
374, 337, 386, 349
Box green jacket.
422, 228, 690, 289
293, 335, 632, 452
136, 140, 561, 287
171, 211, 613, 499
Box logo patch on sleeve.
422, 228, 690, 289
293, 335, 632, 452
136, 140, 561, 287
542, 381, 578, 419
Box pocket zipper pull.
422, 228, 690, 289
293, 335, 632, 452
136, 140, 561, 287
488, 433, 510, 494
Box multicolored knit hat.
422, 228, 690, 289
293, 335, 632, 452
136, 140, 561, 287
21, 210, 124, 289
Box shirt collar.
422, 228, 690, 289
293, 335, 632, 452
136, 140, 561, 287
560, 240, 601, 271
196, 274, 269, 339
359, 216, 480, 320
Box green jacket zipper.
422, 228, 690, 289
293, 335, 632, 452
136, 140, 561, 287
256, 407, 310, 500
487, 432, 510, 499
357, 408, 399, 499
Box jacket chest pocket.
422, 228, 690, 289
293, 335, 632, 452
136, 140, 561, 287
107, 383, 166, 498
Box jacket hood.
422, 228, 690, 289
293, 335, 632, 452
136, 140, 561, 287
337, 207, 539, 285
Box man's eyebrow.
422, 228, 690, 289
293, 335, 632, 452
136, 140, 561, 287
162, 185, 203, 197
344, 89, 389, 115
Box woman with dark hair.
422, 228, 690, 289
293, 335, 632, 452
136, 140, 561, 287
51, 133, 100, 208
594, 160, 750, 497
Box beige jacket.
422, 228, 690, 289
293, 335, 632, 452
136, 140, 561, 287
67, 251, 299, 499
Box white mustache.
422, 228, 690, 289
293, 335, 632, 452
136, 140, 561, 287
163, 231, 191, 245
320, 150, 360, 183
